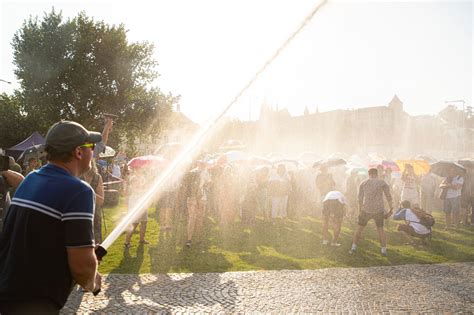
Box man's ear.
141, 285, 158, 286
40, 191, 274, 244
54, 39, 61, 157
73, 147, 82, 160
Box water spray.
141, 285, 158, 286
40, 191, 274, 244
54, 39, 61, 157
95, 0, 328, 260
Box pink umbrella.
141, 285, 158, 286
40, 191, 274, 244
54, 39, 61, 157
369, 160, 400, 172
127, 155, 166, 170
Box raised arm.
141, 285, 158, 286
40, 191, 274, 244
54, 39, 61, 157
358, 182, 364, 212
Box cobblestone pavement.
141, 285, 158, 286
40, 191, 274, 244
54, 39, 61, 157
62, 262, 474, 314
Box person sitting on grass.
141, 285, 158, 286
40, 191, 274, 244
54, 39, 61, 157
393, 200, 431, 245
321, 191, 347, 246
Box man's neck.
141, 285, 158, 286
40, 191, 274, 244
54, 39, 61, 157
49, 161, 79, 177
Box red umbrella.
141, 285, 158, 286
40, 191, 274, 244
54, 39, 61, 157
127, 155, 166, 170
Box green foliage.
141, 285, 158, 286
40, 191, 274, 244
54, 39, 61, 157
12, 9, 177, 145
0, 93, 31, 148
98, 201, 474, 274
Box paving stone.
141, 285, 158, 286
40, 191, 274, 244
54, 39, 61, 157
61, 262, 474, 313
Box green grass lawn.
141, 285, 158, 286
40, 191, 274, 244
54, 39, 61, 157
98, 199, 474, 274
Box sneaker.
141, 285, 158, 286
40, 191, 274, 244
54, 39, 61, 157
381, 249, 387, 256
322, 239, 329, 245
186, 240, 192, 248
348, 248, 356, 255
124, 242, 131, 248
330, 242, 341, 247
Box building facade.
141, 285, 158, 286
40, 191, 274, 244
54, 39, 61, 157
222, 95, 472, 159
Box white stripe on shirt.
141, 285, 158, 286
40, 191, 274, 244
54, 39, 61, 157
10, 201, 62, 220
12, 197, 62, 216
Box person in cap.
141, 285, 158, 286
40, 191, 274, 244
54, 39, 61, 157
0, 121, 102, 314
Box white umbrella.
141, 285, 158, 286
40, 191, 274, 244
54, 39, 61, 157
99, 146, 116, 158
224, 150, 247, 163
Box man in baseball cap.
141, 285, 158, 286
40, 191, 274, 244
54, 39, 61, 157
45, 120, 102, 153
0, 121, 102, 313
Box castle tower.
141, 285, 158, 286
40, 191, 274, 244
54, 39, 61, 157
388, 94, 403, 113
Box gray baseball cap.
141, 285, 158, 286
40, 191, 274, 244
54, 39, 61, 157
45, 120, 102, 152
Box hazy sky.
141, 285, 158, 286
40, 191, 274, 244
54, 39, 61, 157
0, 0, 472, 123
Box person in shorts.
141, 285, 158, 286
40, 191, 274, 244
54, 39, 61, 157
321, 191, 346, 246
349, 168, 393, 256
440, 168, 464, 229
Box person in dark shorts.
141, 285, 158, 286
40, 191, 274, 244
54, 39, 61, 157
0, 121, 102, 314
321, 191, 347, 246
349, 168, 393, 256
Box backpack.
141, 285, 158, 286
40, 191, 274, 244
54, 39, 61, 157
411, 207, 435, 228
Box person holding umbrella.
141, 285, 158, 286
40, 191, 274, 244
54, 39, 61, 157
440, 168, 464, 229
401, 164, 420, 207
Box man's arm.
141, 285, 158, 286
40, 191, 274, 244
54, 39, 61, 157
358, 182, 364, 212
1, 170, 24, 188
382, 182, 393, 210
393, 208, 406, 220
65, 189, 101, 292
101, 117, 113, 146
67, 247, 100, 292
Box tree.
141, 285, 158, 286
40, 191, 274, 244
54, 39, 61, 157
0, 93, 31, 149
12, 9, 177, 147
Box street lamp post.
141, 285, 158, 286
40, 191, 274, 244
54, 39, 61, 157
445, 99, 466, 157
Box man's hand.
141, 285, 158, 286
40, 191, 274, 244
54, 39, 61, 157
384, 208, 393, 219
92, 272, 102, 294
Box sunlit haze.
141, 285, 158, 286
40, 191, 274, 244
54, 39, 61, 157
1, 0, 472, 123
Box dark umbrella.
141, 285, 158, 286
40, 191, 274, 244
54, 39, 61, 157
18, 144, 46, 162
430, 161, 466, 177
313, 158, 347, 169
458, 159, 474, 169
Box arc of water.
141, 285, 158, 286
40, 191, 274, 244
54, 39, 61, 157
100, 0, 328, 252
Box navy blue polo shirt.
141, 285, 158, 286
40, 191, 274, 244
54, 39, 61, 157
0, 163, 95, 308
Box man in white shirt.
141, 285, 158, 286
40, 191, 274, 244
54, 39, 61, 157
322, 191, 347, 246
440, 169, 464, 229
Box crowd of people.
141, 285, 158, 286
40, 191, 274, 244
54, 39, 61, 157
0, 118, 473, 313
114, 146, 473, 259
